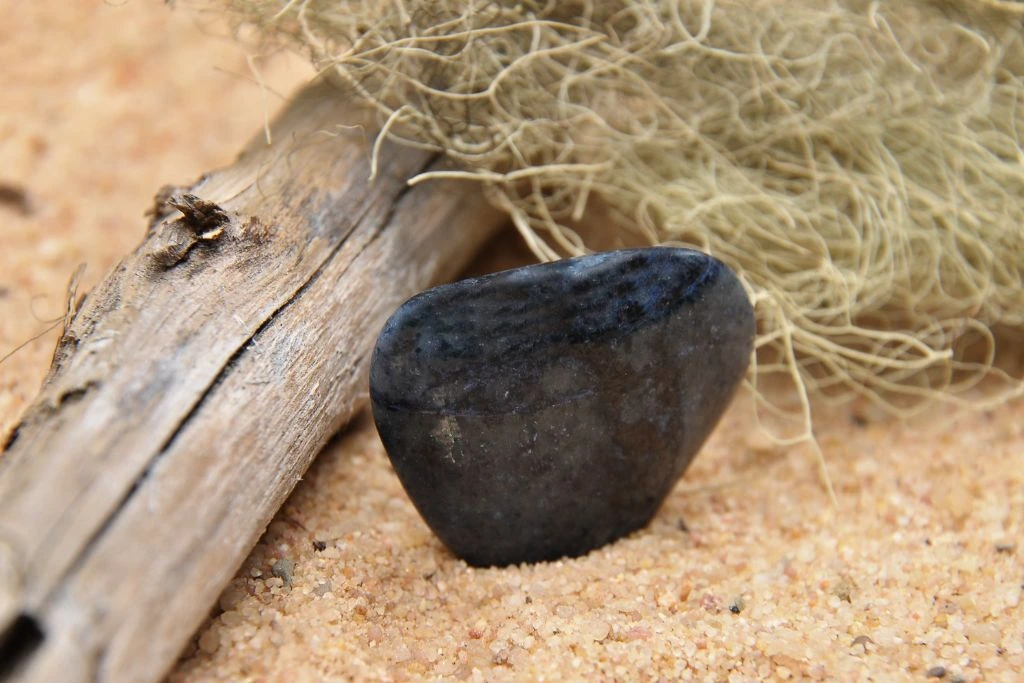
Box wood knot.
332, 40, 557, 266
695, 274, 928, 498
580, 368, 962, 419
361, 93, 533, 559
150, 194, 231, 268
167, 193, 229, 240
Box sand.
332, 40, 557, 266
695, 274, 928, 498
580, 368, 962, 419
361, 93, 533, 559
2, 2, 1022, 682
158, 398, 1022, 682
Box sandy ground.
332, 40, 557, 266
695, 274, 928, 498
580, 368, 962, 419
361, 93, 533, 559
2, 2, 1022, 682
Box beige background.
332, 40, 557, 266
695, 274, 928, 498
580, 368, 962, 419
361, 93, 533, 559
2, 2, 1022, 681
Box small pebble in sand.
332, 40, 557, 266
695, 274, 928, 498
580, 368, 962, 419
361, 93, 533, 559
832, 576, 857, 603
271, 558, 295, 587
198, 629, 220, 655
851, 635, 874, 651
926, 665, 947, 678
370, 248, 753, 566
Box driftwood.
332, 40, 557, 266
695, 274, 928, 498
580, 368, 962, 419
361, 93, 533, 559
0, 79, 505, 682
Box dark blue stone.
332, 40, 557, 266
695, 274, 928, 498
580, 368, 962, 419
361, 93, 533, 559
370, 247, 754, 566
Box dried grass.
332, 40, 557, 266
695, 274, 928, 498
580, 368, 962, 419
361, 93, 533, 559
192, 0, 1024, 467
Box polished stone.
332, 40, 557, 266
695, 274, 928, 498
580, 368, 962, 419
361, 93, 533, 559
370, 247, 754, 567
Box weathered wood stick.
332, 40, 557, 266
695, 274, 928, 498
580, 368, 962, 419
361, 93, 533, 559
0, 78, 505, 682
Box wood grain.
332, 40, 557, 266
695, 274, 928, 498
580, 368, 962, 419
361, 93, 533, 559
0, 78, 505, 682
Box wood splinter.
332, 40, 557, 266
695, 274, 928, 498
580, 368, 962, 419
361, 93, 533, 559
0, 78, 506, 683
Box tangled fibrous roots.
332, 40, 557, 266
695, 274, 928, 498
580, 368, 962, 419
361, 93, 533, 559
201, 0, 1024, 465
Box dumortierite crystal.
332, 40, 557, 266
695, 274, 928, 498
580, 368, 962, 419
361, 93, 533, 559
370, 247, 754, 567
